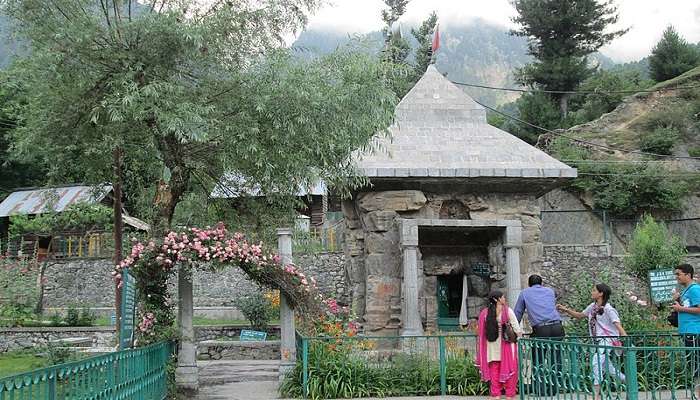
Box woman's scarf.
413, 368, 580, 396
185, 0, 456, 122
476, 306, 519, 382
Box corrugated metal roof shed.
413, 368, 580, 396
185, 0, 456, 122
0, 185, 113, 217
210, 173, 326, 198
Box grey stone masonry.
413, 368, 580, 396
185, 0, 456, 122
355, 65, 577, 181
197, 340, 280, 361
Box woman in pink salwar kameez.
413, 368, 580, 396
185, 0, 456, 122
476, 290, 523, 400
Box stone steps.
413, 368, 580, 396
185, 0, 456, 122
198, 360, 280, 386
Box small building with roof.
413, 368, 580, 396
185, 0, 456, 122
0, 184, 148, 259
343, 66, 576, 335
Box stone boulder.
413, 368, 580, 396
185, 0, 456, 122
358, 190, 427, 212
363, 210, 398, 232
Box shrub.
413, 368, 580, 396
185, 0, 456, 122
78, 308, 96, 326
689, 147, 700, 157
8, 202, 112, 238
0, 257, 39, 327
280, 344, 487, 399
234, 292, 275, 331
550, 138, 691, 216
625, 215, 687, 281
64, 306, 81, 327
639, 127, 679, 155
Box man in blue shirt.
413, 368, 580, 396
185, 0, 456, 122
673, 263, 700, 397
515, 274, 564, 338
515, 275, 564, 396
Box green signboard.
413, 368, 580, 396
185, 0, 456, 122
472, 263, 491, 278
648, 268, 677, 304
119, 268, 137, 350
240, 329, 267, 341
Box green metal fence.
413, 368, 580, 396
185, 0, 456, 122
0, 341, 173, 400
519, 333, 700, 400
294, 333, 485, 399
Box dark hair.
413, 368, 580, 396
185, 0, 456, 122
676, 264, 694, 277
528, 275, 543, 287
595, 283, 612, 314
485, 290, 503, 342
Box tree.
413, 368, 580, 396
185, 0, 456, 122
510, 0, 628, 117
570, 69, 652, 124
411, 11, 437, 76
0, 71, 46, 199
649, 25, 700, 82
380, 0, 413, 97
2, 0, 398, 234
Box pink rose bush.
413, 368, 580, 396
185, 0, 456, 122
113, 223, 343, 345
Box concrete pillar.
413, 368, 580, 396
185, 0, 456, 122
277, 228, 296, 381
176, 267, 198, 392
505, 226, 523, 307
399, 220, 423, 336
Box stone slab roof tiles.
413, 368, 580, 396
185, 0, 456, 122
355, 65, 577, 179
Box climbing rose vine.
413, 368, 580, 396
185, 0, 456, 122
113, 223, 326, 345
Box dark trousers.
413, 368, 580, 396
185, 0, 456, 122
530, 322, 565, 396
684, 335, 700, 380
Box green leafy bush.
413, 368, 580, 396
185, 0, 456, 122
280, 343, 487, 399
639, 127, 679, 155
64, 306, 80, 327
688, 147, 700, 157
0, 257, 39, 327
234, 292, 275, 331
550, 138, 692, 216
78, 308, 96, 326
8, 202, 112, 238
625, 215, 687, 280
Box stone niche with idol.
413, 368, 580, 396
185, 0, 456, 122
343, 65, 577, 336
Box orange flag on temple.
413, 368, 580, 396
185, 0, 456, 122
432, 24, 440, 54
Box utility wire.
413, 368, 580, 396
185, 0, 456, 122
473, 99, 700, 161
451, 80, 700, 96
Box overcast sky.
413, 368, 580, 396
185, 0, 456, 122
303, 0, 700, 62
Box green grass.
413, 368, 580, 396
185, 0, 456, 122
0, 351, 46, 378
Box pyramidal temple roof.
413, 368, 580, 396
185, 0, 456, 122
355, 65, 577, 180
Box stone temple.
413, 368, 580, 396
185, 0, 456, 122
343, 65, 577, 336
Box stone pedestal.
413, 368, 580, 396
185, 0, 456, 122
277, 228, 296, 382
176, 268, 198, 392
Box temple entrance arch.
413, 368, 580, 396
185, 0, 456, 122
399, 218, 522, 335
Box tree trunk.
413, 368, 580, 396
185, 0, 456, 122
152, 134, 190, 235
113, 147, 124, 335
34, 261, 49, 315
559, 94, 570, 120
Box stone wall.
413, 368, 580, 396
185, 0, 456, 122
343, 190, 543, 335
197, 340, 280, 360
41, 252, 347, 312
540, 244, 700, 302
0, 325, 280, 352
0, 327, 116, 352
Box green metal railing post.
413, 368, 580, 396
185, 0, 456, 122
302, 338, 309, 399
48, 371, 56, 400
625, 346, 639, 400
439, 335, 447, 395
